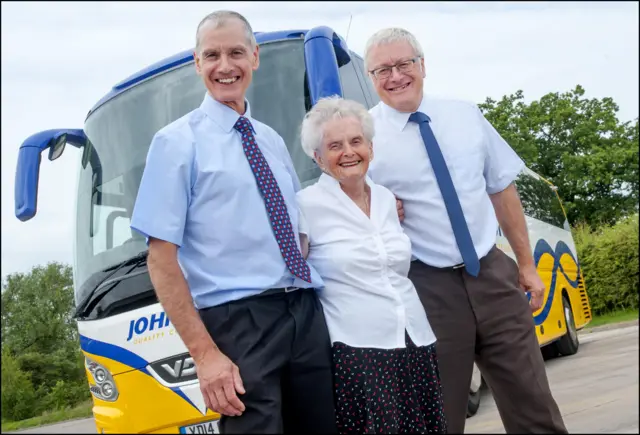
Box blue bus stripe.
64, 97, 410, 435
79, 334, 149, 368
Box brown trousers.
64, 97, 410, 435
409, 246, 567, 434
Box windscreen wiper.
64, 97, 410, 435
74, 251, 149, 318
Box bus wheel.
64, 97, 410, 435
555, 295, 579, 356
466, 363, 482, 418
541, 343, 560, 361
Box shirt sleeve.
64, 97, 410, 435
476, 105, 525, 194
130, 130, 193, 247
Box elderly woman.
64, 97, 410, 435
296, 96, 447, 434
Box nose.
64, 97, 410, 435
218, 54, 233, 73
389, 66, 404, 81
342, 141, 356, 156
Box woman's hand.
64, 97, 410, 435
300, 233, 310, 259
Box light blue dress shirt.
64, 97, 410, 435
130, 93, 323, 309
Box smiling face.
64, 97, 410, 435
314, 116, 373, 185
194, 19, 259, 114
367, 40, 425, 113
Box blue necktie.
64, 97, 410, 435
409, 111, 480, 277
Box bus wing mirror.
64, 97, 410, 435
304, 26, 352, 105
15, 128, 87, 221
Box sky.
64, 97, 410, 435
1, 1, 638, 281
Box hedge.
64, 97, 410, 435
573, 214, 639, 316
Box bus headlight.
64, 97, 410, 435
85, 357, 119, 402
101, 382, 115, 398
94, 368, 107, 383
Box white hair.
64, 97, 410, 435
195, 10, 257, 54
300, 96, 375, 159
363, 27, 424, 71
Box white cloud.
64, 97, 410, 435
1, 1, 638, 279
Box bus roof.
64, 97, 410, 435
87, 29, 309, 118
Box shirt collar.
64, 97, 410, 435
379, 93, 429, 132
199, 93, 253, 133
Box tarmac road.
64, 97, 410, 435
465, 324, 639, 434
6, 324, 639, 434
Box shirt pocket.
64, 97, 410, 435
443, 147, 485, 193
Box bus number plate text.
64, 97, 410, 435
179, 420, 219, 434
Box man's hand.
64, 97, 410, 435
518, 264, 545, 312
196, 348, 246, 416
396, 197, 405, 222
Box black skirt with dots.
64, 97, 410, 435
332, 332, 447, 434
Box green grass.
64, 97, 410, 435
585, 309, 639, 329
1, 400, 93, 433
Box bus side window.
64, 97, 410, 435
350, 53, 372, 106
351, 54, 380, 106
339, 60, 369, 108
514, 172, 566, 229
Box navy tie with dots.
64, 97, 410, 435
233, 116, 312, 283
409, 111, 481, 277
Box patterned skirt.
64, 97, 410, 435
332, 332, 447, 434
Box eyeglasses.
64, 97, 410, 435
369, 57, 421, 80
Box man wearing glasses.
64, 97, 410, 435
364, 27, 568, 434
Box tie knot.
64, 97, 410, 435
234, 116, 254, 134
409, 111, 431, 125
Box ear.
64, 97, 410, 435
313, 150, 325, 170
252, 44, 260, 71
194, 50, 202, 76
420, 57, 426, 79
368, 142, 374, 161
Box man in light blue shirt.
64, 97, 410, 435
130, 10, 336, 434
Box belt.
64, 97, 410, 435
412, 259, 466, 271
439, 263, 465, 272
258, 286, 302, 297
200, 287, 305, 313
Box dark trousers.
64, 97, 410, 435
408, 246, 567, 434
199, 288, 338, 434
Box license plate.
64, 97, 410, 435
179, 419, 220, 434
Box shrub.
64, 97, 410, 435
1, 351, 37, 421
17, 348, 87, 395
40, 380, 90, 412
574, 214, 639, 315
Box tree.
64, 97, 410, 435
1, 263, 91, 421
479, 85, 639, 226
1, 262, 77, 356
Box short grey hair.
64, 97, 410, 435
195, 11, 257, 54
364, 27, 424, 71
300, 96, 375, 159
